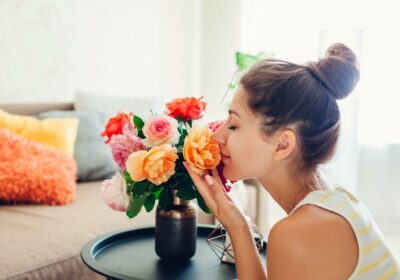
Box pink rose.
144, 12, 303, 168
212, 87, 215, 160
208, 120, 225, 132
142, 115, 180, 147
109, 123, 146, 170
101, 172, 131, 211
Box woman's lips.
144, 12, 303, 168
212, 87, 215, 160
221, 154, 230, 161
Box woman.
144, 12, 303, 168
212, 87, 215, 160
183, 43, 400, 279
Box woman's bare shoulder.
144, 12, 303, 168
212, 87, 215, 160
267, 204, 358, 279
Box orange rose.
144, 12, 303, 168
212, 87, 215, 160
183, 127, 221, 176
126, 144, 178, 185
101, 112, 133, 144
165, 97, 207, 121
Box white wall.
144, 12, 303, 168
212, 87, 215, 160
199, 0, 242, 120
0, 0, 200, 103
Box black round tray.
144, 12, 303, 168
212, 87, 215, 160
81, 225, 266, 280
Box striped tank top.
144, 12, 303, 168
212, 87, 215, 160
289, 186, 400, 279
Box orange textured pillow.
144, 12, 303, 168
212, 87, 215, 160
0, 129, 77, 205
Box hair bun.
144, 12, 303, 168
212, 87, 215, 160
307, 42, 360, 100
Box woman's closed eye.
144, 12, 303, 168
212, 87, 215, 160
227, 125, 237, 130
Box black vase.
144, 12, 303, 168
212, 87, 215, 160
155, 189, 198, 261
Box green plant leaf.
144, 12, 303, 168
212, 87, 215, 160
177, 116, 183, 133
188, 120, 192, 127
131, 180, 149, 196
236, 51, 265, 71
178, 128, 188, 146
133, 115, 145, 138
124, 172, 135, 193
158, 188, 171, 210
153, 186, 164, 199
176, 186, 197, 200
124, 171, 133, 183
144, 194, 155, 212
197, 193, 212, 214
149, 183, 162, 193
126, 195, 147, 218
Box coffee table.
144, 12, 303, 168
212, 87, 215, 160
81, 225, 266, 280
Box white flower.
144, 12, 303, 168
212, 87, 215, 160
101, 172, 131, 212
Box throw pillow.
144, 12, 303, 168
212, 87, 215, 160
0, 109, 79, 157
38, 110, 117, 182
74, 90, 165, 119
0, 129, 77, 205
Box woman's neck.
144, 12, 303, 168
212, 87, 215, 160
257, 168, 316, 215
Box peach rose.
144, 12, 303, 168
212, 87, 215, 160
183, 126, 221, 176
126, 144, 178, 185
142, 114, 180, 147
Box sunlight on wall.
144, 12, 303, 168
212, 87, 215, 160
241, 0, 400, 144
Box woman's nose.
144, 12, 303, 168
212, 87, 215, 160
211, 125, 227, 145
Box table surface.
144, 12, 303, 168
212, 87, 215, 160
81, 225, 266, 280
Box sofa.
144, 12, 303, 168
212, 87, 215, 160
0, 102, 261, 280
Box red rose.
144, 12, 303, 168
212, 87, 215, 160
217, 162, 236, 193
101, 112, 133, 144
165, 97, 207, 121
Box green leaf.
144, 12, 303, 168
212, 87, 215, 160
158, 188, 171, 210
131, 180, 150, 196
236, 51, 265, 71
177, 117, 183, 133
124, 172, 133, 183
133, 115, 145, 138
176, 186, 197, 200
144, 194, 155, 212
149, 183, 162, 193
178, 128, 188, 146
229, 82, 237, 91
197, 193, 212, 214
126, 195, 147, 218
153, 186, 164, 199
188, 120, 192, 127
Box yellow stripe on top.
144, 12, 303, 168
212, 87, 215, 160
333, 199, 348, 211
318, 193, 333, 203
290, 187, 400, 280
359, 224, 372, 236
361, 239, 381, 254
379, 265, 399, 280
349, 211, 359, 220
357, 251, 390, 276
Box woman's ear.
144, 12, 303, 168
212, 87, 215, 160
273, 129, 297, 161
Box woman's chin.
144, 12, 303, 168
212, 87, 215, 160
222, 167, 239, 182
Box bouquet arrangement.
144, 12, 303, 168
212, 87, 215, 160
100, 97, 233, 218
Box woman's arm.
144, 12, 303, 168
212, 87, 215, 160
229, 224, 267, 280
183, 162, 267, 280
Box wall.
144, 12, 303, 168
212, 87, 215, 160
0, 0, 200, 103
199, 0, 242, 120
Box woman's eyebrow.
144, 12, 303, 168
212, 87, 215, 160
228, 109, 241, 118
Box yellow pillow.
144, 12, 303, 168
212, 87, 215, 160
0, 109, 79, 157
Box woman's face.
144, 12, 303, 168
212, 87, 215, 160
211, 87, 278, 181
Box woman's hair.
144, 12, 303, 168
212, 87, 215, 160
240, 43, 360, 187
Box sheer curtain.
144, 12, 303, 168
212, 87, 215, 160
240, 0, 400, 236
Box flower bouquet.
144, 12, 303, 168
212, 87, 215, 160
100, 97, 233, 219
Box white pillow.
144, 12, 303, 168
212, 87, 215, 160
74, 91, 166, 119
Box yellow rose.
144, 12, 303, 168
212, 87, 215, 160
126, 144, 178, 185
183, 126, 221, 176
